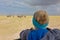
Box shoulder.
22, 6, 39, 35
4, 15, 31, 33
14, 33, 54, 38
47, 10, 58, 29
20, 29, 31, 35
51, 29, 60, 33
46, 29, 60, 36
20, 28, 34, 36
20, 29, 32, 39
20, 28, 34, 34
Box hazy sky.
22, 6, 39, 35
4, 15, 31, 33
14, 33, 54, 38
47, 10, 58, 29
0, 0, 60, 15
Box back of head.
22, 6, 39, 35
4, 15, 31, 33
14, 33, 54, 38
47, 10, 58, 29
33, 10, 49, 24
32, 10, 49, 29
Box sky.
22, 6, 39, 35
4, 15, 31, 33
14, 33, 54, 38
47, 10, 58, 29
0, 0, 60, 15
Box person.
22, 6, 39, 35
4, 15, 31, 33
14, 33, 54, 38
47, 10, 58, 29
40, 29, 60, 40
32, 10, 49, 29
27, 10, 50, 40
16, 10, 50, 40
28, 10, 60, 40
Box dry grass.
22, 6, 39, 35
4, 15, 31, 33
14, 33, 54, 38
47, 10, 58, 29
0, 16, 60, 40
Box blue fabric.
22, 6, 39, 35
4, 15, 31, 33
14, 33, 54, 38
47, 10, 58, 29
32, 17, 48, 29
27, 17, 49, 40
27, 29, 48, 40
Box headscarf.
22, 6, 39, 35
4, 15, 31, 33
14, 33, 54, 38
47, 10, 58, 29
32, 10, 49, 29
32, 17, 48, 29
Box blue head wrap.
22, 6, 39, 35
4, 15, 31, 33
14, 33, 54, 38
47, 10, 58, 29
32, 17, 48, 29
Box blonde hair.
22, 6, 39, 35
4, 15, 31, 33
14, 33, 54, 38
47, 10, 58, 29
33, 10, 49, 24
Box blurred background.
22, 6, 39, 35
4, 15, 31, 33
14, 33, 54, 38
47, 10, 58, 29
0, 16, 60, 40
0, 0, 60, 40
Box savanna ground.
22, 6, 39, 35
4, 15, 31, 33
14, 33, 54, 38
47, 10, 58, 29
0, 16, 60, 40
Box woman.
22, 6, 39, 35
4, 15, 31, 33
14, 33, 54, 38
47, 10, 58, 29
16, 10, 60, 40
27, 10, 50, 40
32, 10, 49, 29
17, 10, 50, 40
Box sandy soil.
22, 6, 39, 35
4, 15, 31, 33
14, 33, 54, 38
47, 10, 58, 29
0, 16, 60, 40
